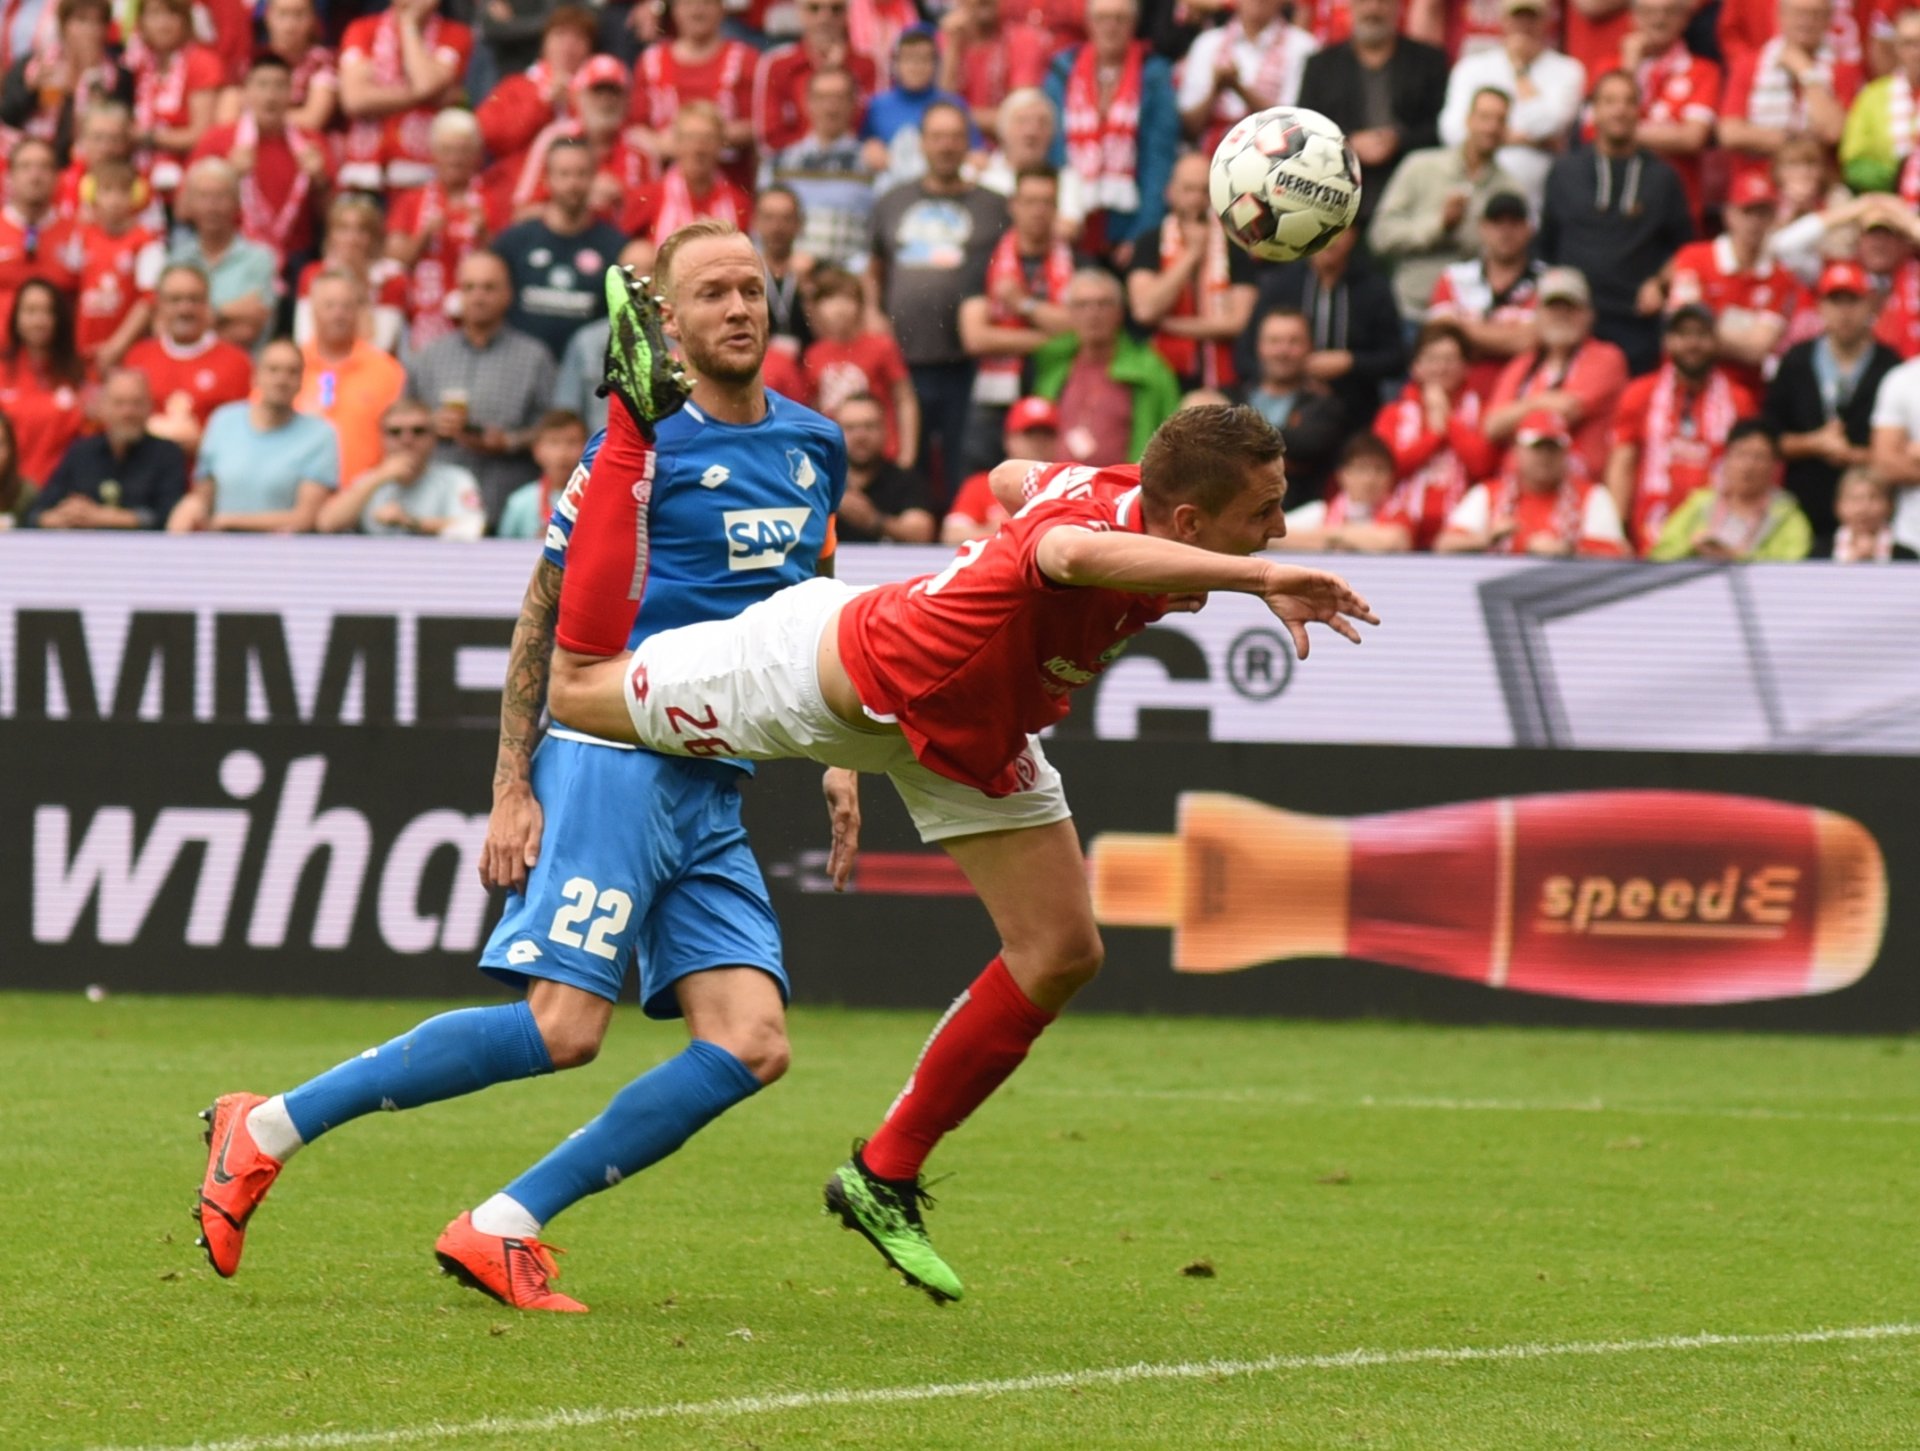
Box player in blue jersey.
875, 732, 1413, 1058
193, 223, 859, 1312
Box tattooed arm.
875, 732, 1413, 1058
480, 556, 563, 892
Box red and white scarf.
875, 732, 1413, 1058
234, 111, 318, 266
1744, 36, 1836, 129
1486, 465, 1588, 555
1384, 385, 1482, 531
1637, 363, 1740, 542
977, 226, 1073, 399
637, 40, 751, 130
407, 176, 487, 349
1154, 213, 1235, 387
1637, 40, 1696, 119
1833, 525, 1896, 562
649, 166, 744, 243
1889, 71, 1920, 164
126, 38, 192, 192
1064, 41, 1145, 214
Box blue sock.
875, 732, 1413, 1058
283, 1001, 553, 1142
503, 1039, 760, 1225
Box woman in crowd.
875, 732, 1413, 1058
0, 279, 91, 487
124, 0, 224, 203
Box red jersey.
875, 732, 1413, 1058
338, 13, 473, 191
954, 23, 1053, 110
0, 207, 77, 337
1609, 365, 1756, 552
627, 172, 753, 248
634, 39, 757, 188
1372, 386, 1499, 550
190, 122, 321, 261
1874, 259, 1920, 359
68, 222, 164, 359
804, 332, 909, 456
0, 353, 89, 483
1486, 337, 1631, 477
128, 42, 226, 196
476, 66, 566, 178
752, 42, 879, 152
124, 332, 253, 426
839, 462, 1170, 796
1564, 5, 1632, 80
947, 470, 1008, 531
1594, 41, 1721, 220
1666, 235, 1801, 390
1426, 258, 1542, 403
386, 181, 507, 353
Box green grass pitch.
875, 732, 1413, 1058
7, 990, 1920, 1450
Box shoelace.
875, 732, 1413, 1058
509, 1238, 566, 1293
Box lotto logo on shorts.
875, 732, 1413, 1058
723, 507, 811, 571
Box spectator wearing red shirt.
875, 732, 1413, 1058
754, 0, 881, 155
1277, 431, 1414, 553
66, 158, 163, 368
1128, 152, 1257, 395
296, 194, 411, 354
1720, 0, 1868, 75
943, 393, 1058, 543
957, 165, 1073, 469
804, 263, 918, 464
635, 0, 758, 189
125, 263, 253, 457
511, 58, 659, 236
0, 138, 77, 332
388, 109, 507, 356
1485, 265, 1632, 475
0, 0, 132, 164
627, 103, 753, 248
125, 0, 223, 202
1663, 173, 1801, 392
339, 0, 472, 193
1373, 320, 1501, 549
0, 277, 90, 484
1595, 0, 1721, 223
252, 0, 339, 136
1565, 1, 1634, 84
190, 56, 329, 272
1426, 191, 1544, 402
1718, 0, 1859, 191
937, 0, 1051, 138
1438, 406, 1630, 555
476, 7, 597, 203
1605, 302, 1758, 552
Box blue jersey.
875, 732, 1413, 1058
543, 390, 847, 650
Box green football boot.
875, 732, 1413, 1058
823, 1143, 963, 1304
599, 265, 691, 440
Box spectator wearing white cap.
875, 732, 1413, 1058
1438, 406, 1628, 556
1371, 85, 1520, 325
1435, 0, 1587, 210
1483, 265, 1631, 476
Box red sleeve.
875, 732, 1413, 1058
477, 77, 547, 161
189, 124, 232, 168
1720, 53, 1756, 119
340, 16, 375, 63
1569, 342, 1629, 421
1731, 381, 1759, 417
433, 20, 474, 70
205, 0, 253, 82
1446, 414, 1500, 480
1690, 58, 1724, 116
1373, 399, 1445, 475
1610, 375, 1653, 450
185, 46, 225, 93
1717, 0, 1764, 72
555, 410, 659, 657
1487, 351, 1530, 414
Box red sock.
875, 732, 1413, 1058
861, 957, 1056, 1182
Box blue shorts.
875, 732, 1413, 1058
479, 733, 786, 1018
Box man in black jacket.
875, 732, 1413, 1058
1235, 227, 1405, 430
1295, 0, 1449, 225
28, 371, 187, 530
1765, 261, 1902, 539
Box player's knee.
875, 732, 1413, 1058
1032, 927, 1105, 994
536, 1018, 606, 1071
726, 1021, 791, 1086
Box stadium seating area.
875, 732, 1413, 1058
0, 0, 1916, 564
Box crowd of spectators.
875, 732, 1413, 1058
0, 0, 1916, 566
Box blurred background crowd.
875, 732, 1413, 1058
0, 0, 1917, 564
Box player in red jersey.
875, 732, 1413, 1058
545, 399, 1373, 1302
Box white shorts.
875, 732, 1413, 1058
622, 576, 1072, 843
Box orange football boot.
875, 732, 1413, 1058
434, 1212, 588, 1313
195, 1092, 283, 1277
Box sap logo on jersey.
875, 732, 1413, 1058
724, 507, 811, 570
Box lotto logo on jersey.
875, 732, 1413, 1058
724, 507, 811, 571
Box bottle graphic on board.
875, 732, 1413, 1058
1087, 791, 1887, 1005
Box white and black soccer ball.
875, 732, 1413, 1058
1209, 106, 1363, 263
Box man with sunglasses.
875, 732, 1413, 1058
317, 394, 486, 539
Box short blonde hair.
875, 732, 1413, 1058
656, 218, 744, 295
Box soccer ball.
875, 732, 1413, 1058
1209, 106, 1363, 263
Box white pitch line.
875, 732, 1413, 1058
92, 1322, 1920, 1451
1023, 1085, 1920, 1126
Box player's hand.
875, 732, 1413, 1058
1258, 565, 1378, 659
822, 767, 862, 892
482, 779, 543, 892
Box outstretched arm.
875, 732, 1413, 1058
481, 556, 562, 891
1034, 526, 1379, 657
